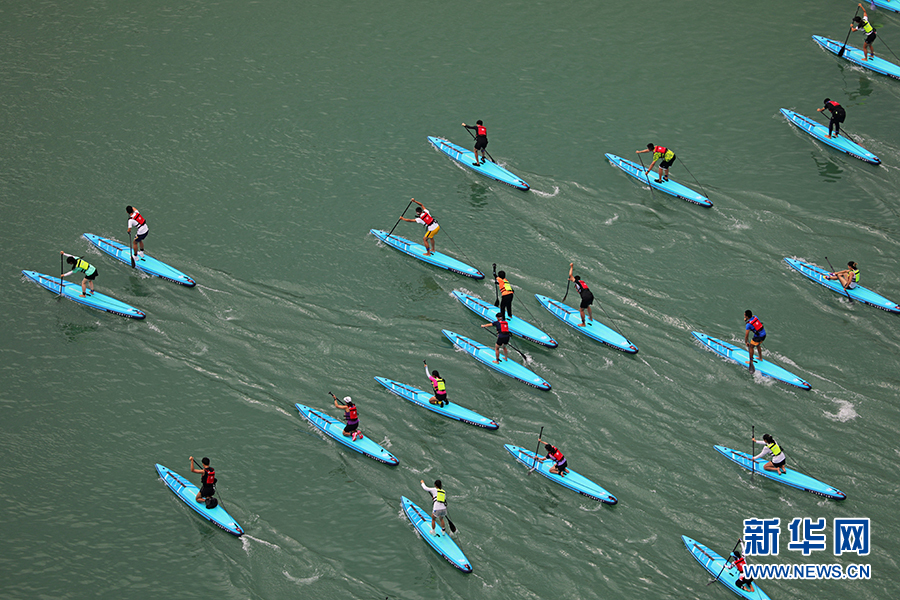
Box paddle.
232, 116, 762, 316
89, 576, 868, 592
462, 124, 495, 163
59, 251, 64, 296
529, 427, 544, 473
387, 199, 414, 238
422, 482, 457, 533
751, 426, 755, 480
839, 6, 861, 57
492, 263, 500, 306
129, 230, 136, 268
563, 263, 573, 302
677, 157, 711, 200
825, 256, 854, 304
813, 110, 861, 145
636, 153, 656, 201
708, 538, 743, 585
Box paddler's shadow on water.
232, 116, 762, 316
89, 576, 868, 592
844, 75, 874, 101
810, 154, 843, 183
463, 182, 490, 209
57, 318, 100, 341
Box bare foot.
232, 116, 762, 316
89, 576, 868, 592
578, 322, 586, 327
492, 360, 500, 364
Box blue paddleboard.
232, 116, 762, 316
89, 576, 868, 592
535, 294, 638, 353
155, 463, 243, 536
295, 403, 399, 466
401, 495, 472, 573
785, 258, 900, 313
682, 536, 773, 600
691, 332, 811, 390
813, 35, 900, 80
428, 136, 529, 191
451, 290, 557, 348
441, 329, 550, 390
370, 229, 484, 279
504, 444, 617, 504
83, 233, 196, 287
374, 377, 499, 429
604, 153, 712, 207
780, 108, 881, 165
22, 270, 146, 319
714, 445, 846, 501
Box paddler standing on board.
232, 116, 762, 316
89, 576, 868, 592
398, 199, 440, 256
636, 143, 676, 183
743, 310, 766, 373
60, 251, 98, 297
462, 120, 489, 166
851, 4, 877, 61
817, 99, 846, 139
126, 205, 149, 260
567, 262, 594, 326
330, 393, 363, 441
495, 270, 515, 319
481, 312, 511, 363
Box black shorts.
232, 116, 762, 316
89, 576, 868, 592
85, 271, 98, 281
199, 484, 215, 497
343, 421, 359, 433
866, 31, 877, 44
435, 392, 447, 402
660, 155, 676, 169
580, 292, 594, 309
772, 456, 786, 467
135, 230, 149, 242
751, 334, 766, 345
475, 139, 488, 150
496, 335, 510, 346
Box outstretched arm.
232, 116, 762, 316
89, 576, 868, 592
568, 263, 575, 282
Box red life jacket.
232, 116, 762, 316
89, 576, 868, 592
419, 210, 434, 226
575, 279, 589, 293
733, 555, 746, 573
476, 125, 487, 137
548, 446, 564, 462
130, 210, 146, 226
654, 146, 668, 155
347, 405, 358, 421
825, 100, 841, 111
497, 320, 509, 334
748, 316, 764, 333
203, 467, 216, 486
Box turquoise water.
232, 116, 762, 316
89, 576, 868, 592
2, 1, 899, 598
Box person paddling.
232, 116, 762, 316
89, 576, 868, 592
189, 456, 217, 504
495, 269, 515, 319
331, 393, 363, 441
567, 262, 594, 326
636, 143, 677, 183
817, 99, 846, 139
420, 479, 449, 536
126, 205, 149, 259
825, 260, 859, 290
727, 548, 756, 592
423, 361, 449, 406
481, 313, 511, 363
752, 433, 787, 475
60, 251, 98, 297
399, 199, 440, 256
743, 310, 766, 373
537, 438, 569, 476
462, 120, 488, 165
851, 4, 877, 61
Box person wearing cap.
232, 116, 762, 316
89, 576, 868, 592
636, 143, 676, 183
727, 548, 756, 592
399, 198, 440, 256
462, 120, 488, 165
817, 99, 846, 139
537, 437, 569, 476
189, 456, 217, 503
332, 394, 362, 441
752, 433, 787, 475
567, 262, 594, 327
481, 312, 511, 364
423, 361, 449, 406
825, 260, 860, 290
126, 205, 149, 259
420, 479, 449, 535
851, 4, 877, 61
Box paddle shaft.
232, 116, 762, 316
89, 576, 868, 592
530, 426, 544, 472
676, 157, 711, 200
492, 264, 500, 306
636, 153, 656, 201
129, 230, 136, 268
814, 109, 861, 145
839, 6, 861, 57
825, 256, 854, 303
59, 252, 64, 296
387, 199, 414, 237
424, 488, 457, 533
708, 538, 743, 585
751, 426, 755, 479
463, 125, 495, 163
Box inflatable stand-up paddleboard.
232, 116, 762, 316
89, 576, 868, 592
714, 445, 846, 500
370, 229, 484, 279
535, 294, 637, 353
691, 332, 811, 389
401, 495, 472, 572
374, 377, 499, 429
682, 536, 773, 600
83, 233, 195, 286
295, 403, 399, 465
22, 270, 146, 319
780, 108, 881, 165
451, 290, 557, 347
813, 35, 900, 80
785, 258, 900, 313
428, 136, 529, 191
604, 153, 712, 207
441, 329, 551, 390
504, 444, 617, 504
155, 464, 243, 536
